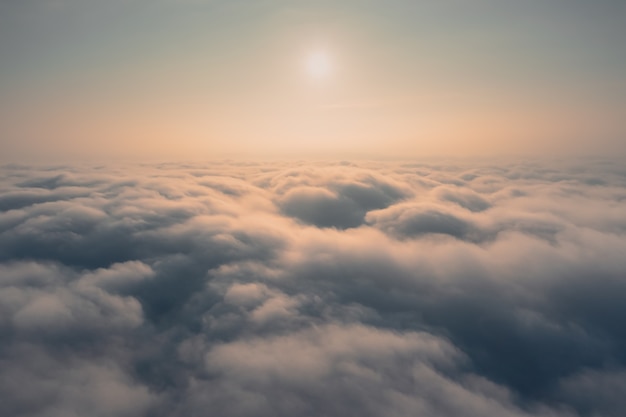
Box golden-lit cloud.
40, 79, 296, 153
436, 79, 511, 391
1, 159, 626, 416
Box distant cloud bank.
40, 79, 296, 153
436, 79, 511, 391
1, 159, 625, 417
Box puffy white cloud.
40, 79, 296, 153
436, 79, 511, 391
0, 158, 624, 416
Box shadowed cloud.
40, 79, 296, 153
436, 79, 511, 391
0, 159, 625, 417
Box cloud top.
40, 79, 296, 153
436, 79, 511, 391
1, 158, 625, 416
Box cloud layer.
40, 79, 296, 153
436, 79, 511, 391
1, 158, 625, 417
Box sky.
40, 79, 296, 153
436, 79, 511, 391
1, 0, 625, 160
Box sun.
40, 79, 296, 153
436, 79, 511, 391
305, 50, 332, 79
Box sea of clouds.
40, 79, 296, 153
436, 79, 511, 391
1, 158, 625, 417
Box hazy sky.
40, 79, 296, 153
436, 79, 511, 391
1, 0, 625, 160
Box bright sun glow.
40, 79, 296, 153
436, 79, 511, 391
305, 50, 332, 79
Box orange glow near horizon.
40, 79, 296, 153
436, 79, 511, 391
1, 1, 625, 161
